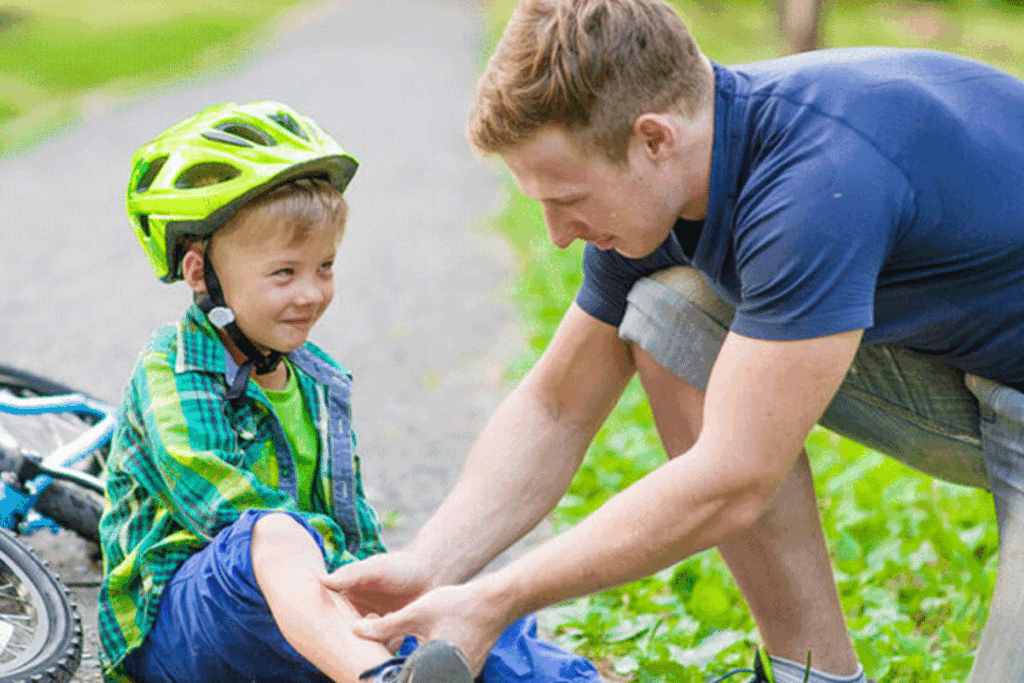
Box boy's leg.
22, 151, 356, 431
250, 512, 392, 681
123, 509, 392, 683
965, 376, 1024, 683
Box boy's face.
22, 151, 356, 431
200, 216, 339, 355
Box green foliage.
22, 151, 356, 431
483, 1, 1007, 680
0, 0, 308, 154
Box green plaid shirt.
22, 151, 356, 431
98, 305, 386, 681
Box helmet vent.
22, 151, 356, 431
202, 129, 253, 147
137, 214, 151, 237
270, 111, 309, 141
216, 122, 276, 147
135, 155, 168, 193
174, 162, 242, 189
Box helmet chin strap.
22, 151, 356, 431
197, 252, 283, 399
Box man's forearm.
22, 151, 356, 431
466, 330, 862, 624
404, 378, 602, 586
469, 441, 773, 621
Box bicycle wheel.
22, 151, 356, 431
0, 529, 82, 683
0, 364, 107, 543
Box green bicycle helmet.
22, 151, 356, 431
127, 100, 358, 282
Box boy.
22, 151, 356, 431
98, 101, 477, 683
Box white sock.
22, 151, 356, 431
769, 655, 866, 683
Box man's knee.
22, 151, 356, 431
620, 266, 733, 393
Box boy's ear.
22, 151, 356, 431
181, 246, 207, 295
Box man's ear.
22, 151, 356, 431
633, 113, 676, 160
181, 246, 207, 295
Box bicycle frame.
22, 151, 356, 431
0, 392, 113, 533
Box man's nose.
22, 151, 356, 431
544, 209, 581, 249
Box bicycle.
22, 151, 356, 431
0, 363, 113, 683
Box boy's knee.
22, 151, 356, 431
250, 512, 319, 558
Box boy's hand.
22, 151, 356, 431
323, 550, 435, 616
352, 583, 506, 676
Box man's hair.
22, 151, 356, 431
219, 177, 349, 247
468, 0, 712, 162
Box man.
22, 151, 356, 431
326, 1, 1024, 681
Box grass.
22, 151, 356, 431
0, 0, 309, 154
480, 0, 1023, 680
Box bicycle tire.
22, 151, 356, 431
0, 529, 82, 683
0, 364, 108, 542
34, 484, 103, 546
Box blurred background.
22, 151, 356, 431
2, 0, 1021, 681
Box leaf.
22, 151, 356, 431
605, 614, 661, 643
669, 630, 746, 666
687, 576, 733, 624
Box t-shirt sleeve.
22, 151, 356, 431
575, 233, 688, 327
730, 141, 912, 340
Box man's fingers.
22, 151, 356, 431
353, 613, 411, 643
323, 561, 380, 591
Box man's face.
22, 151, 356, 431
207, 217, 339, 355
501, 123, 710, 259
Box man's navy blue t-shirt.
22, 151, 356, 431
576, 48, 1024, 387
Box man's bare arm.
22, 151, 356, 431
325, 304, 634, 603
352, 328, 862, 671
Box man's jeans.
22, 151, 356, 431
619, 266, 1024, 683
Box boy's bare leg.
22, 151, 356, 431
251, 513, 394, 683
634, 348, 860, 675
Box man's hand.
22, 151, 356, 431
352, 583, 506, 676
323, 549, 436, 617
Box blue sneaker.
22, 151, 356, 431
359, 640, 473, 683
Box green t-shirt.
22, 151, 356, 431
254, 361, 323, 511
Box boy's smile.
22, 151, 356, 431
214, 225, 337, 356
185, 214, 341, 367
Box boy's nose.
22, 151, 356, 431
296, 281, 328, 306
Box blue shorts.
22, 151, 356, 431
123, 509, 333, 683
123, 509, 601, 683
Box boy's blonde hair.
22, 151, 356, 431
216, 177, 349, 248
468, 0, 712, 162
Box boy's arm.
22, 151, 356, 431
325, 303, 636, 610
126, 349, 346, 549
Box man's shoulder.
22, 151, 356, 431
731, 48, 1022, 135
734, 47, 1003, 90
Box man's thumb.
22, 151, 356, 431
323, 562, 370, 590
353, 613, 397, 642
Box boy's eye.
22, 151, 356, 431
272, 268, 294, 278
319, 261, 334, 273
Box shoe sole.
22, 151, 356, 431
398, 640, 473, 683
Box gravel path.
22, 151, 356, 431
0, 1, 541, 679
